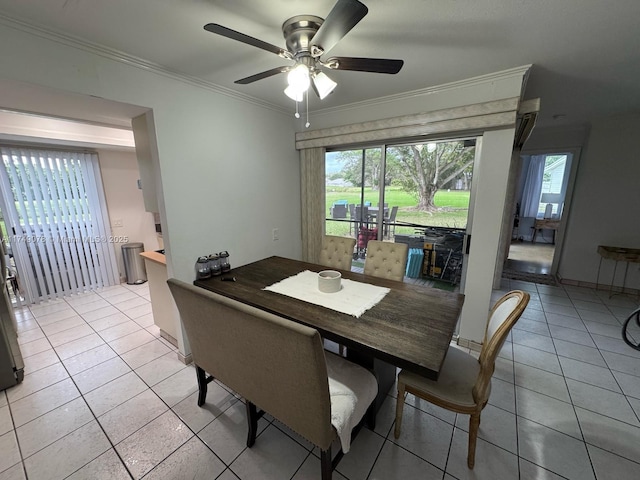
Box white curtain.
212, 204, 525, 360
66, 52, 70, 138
0, 146, 119, 302
520, 154, 546, 218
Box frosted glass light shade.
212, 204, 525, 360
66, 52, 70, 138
312, 71, 337, 99
284, 85, 304, 102
287, 64, 310, 91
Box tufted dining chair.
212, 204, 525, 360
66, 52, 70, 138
318, 235, 356, 271
394, 290, 530, 469
363, 240, 408, 282
318, 235, 357, 356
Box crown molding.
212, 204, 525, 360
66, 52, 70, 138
0, 14, 290, 115
312, 65, 533, 118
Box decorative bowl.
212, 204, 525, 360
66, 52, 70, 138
318, 270, 342, 293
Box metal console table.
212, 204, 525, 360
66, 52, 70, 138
596, 245, 640, 299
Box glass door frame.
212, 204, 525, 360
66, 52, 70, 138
326, 134, 480, 288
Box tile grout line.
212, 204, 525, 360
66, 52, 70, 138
546, 291, 601, 480
6, 278, 640, 479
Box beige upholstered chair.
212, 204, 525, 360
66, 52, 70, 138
167, 278, 378, 480
319, 235, 356, 356
319, 235, 356, 270
364, 240, 408, 282
394, 290, 530, 469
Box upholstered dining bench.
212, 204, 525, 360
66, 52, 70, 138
167, 278, 378, 480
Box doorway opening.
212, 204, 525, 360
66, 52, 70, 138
504, 151, 574, 283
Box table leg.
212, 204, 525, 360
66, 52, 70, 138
610, 260, 619, 299
621, 261, 630, 297
346, 349, 396, 414
596, 257, 603, 292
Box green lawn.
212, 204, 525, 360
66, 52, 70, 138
325, 186, 470, 237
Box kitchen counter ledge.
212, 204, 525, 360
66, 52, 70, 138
140, 250, 166, 266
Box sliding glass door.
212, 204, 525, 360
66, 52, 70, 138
0, 146, 119, 303
324, 137, 477, 283
325, 147, 383, 259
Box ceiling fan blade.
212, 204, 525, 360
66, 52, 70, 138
326, 57, 404, 74
310, 0, 368, 56
204, 23, 291, 58
234, 67, 290, 85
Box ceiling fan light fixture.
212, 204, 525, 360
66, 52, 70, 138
287, 64, 310, 91
284, 85, 304, 102
312, 71, 337, 99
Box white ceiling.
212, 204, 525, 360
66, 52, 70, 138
1, 0, 639, 130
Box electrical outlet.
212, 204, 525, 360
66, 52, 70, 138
272, 228, 279, 241
112, 218, 123, 227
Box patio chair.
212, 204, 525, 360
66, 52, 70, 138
394, 290, 530, 469
355, 205, 369, 223
384, 206, 399, 239
348, 204, 357, 236
330, 204, 347, 219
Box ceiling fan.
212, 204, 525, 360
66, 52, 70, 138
203, 0, 404, 103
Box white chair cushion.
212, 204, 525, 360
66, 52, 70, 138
325, 352, 378, 453
487, 296, 520, 342
398, 346, 487, 408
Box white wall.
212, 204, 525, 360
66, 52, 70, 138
97, 149, 158, 282
556, 113, 640, 290
0, 21, 301, 286
525, 125, 590, 152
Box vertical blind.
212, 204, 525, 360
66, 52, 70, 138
0, 146, 119, 302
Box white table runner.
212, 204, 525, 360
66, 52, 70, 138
263, 270, 390, 317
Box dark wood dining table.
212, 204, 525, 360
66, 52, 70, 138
194, 256, 464, 411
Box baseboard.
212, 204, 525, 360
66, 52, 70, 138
457, 337, 482, 352
159, 329, 178, 348
558, 276, 639, 296
176, 351, 193, 365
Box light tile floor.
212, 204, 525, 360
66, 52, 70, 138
1, 279, 640, 479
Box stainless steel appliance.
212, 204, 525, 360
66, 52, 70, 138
0, 224, 24, 390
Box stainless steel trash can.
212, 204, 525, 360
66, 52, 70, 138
122, 242, 147, 285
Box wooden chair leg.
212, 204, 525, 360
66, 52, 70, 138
320, 447, 332, 480
468, 413, 480, 469
246, 401, 258, 448
393, 381, 406, 439
196, 366, 208, 406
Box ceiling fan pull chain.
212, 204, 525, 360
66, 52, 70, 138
305, 90, 310, 128
294, 100, 300, 119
